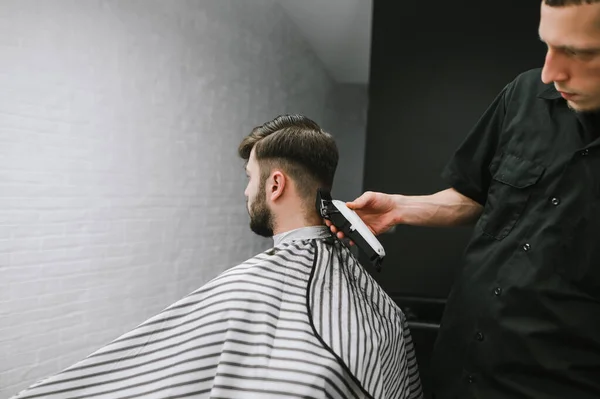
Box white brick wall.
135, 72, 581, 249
0, 1, 368, 397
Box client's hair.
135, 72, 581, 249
544, 0, 600, 5
238, 114, 338, 202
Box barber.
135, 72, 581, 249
327, 1, 600, 398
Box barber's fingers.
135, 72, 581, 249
347, 191, 374, 210
323, 219, 355, 245
334, 229, 354, 245
324, 219, 338, 234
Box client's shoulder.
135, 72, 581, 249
192, 241, 317, 296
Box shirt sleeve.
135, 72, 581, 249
441, 83, 511, 205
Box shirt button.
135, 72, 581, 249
494, 287, 502, 296
581, 149, 589, 156
468, 375, 475, 384
522, 243, 531, 252
475, 332, 484, 341
550, 197, 560, 206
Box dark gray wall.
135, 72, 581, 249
325, 84, 369, 203
365, 1, 547, 299
367, 3, 548, 397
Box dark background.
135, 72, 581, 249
364, 1, 547, 396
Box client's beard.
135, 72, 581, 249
248, 186, 274, 238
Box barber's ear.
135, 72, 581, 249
268, 171, 286, 201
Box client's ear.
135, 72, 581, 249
268, 170, 286, 202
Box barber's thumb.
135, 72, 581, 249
347, 193, 368, 210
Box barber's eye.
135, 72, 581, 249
564, 49, 594, 59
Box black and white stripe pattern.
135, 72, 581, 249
12, 236, 422, 399
309, 239, 422, 399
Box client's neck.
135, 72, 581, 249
272, 212, 323, 236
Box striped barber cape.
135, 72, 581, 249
12, 226, 423, 399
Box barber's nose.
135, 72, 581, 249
541, 50, 568, 84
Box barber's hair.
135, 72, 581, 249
238, 114, 338, 200
544, 0, 600, 5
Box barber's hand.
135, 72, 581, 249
324, 191, 398, 243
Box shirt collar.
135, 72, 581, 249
537, 84, 562, 100
273, 225, 331, 247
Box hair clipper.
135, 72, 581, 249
316, 189, 385, 272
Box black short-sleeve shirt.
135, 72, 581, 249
432, 68, 600, 399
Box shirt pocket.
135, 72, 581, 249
554, 202, 600, 298
480, 154, 545, 240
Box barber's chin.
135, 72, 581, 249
567, 98, 600, 113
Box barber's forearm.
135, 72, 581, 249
392, 188, 483, 227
